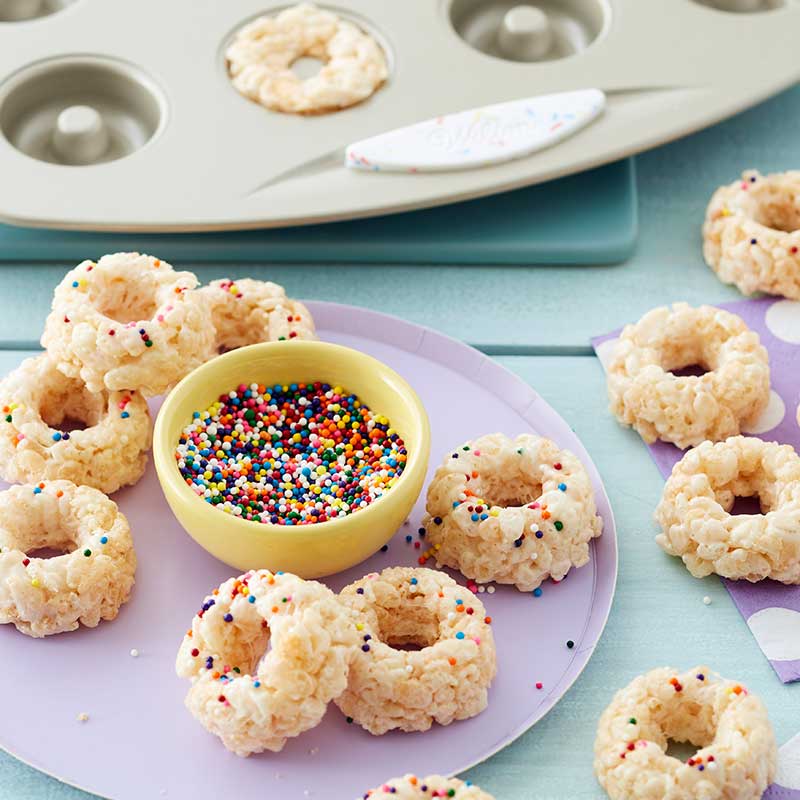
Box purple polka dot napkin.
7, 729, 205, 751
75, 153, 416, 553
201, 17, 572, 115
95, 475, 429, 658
593, 297, 800, 686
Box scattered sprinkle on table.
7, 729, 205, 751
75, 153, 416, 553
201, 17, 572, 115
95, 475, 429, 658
76, 712, 89, 723
703, 596, 712, 605
130, 648, 139, 658
175, 382, 407, 524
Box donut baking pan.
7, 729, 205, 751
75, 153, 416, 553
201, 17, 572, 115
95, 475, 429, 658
0, 0, 798, 231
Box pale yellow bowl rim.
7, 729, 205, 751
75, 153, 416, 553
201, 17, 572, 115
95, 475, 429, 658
153, 340, 430, 542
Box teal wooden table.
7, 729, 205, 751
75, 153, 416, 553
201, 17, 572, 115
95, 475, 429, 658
2, 86, 800, 800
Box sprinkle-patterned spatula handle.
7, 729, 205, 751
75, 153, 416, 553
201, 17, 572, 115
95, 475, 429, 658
345, 89, 605, 173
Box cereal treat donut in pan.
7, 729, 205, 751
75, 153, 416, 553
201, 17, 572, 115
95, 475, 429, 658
0, 354, 151, 494
335, 567, 496, 735
0, 481, 136, 637
594, 666, 776, 800
199, 278, 316, 352
176, 570, 359, 756
41, 252, 215, 396
656, 436, 800, 584
704, 170, 800, 299
226, 3, 388, 115
361, 775, 495, 799
607, 303, 770, 449
421, 433, 603, 593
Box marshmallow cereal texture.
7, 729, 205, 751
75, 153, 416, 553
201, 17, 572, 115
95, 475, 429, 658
656, 436, 800, 584
226, 3, 388, 115
199, 278, 316, 352
41, 252, 215, 397
422, 433, 603, 592
704, 170, 800, 299
335, 567, 496, 735
0, 354, 151, 494
0, 481, 136, 637
606, 303, 770, 449
594, 667, 776, 800
360, 775, 495, 799
176, 570, 359, 756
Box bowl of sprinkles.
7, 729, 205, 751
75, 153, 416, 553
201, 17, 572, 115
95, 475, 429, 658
153, 340, 430, 577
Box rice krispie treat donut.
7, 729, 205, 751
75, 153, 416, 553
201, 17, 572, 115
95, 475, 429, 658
704, 170, 800, 299
226, 3, 389, 115
0, 354, 151, 494
656, 436, 800, 583
41, 252, 215, 396
594, 667, 777, 800
335, 567, 496, 735
361, 775, 495, 799
607, 303, 770, 449
421, 433, 603, 593
176, 570, 359, 756
0, 481, 136, 637
199, 278, 316, 353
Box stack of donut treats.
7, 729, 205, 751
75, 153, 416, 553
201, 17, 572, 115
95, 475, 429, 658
0, 252, 315, 637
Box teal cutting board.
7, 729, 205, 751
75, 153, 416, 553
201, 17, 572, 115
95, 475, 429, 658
0, 159, 636, 265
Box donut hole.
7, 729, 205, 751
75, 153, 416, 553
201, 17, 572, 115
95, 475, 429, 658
655, 324, 732, 379
390, 641, 427, 652
716, 465, 779, 515
645, 695, 718, 757
477, 472, 542, 509
253, 632, 274, 672
666, 739, 701, 761
47, 414, 90, 433
90, 275, 159, 324
38, 376, 104, 432
15, 526, 77, 557
729, 495, 765, 516
291, 55, 325, 79
26, 546, 70, 560
373, 603, 440, 650
669, 364, 709, 378
750, 190, 800, 232
230, 623, 271, 675
661, 350, 714, 378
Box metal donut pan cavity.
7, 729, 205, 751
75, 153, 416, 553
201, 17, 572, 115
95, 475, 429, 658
0, 0, 798, 231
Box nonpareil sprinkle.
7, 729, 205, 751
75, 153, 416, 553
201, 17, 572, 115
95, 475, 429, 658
175, 381, 407, 525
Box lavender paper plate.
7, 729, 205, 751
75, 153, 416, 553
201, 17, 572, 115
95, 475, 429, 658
0, 302, 617, 800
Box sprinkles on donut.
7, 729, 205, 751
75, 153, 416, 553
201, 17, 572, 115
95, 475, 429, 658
421, 432, 602, 592
594, 666, 776, 800
335, 567, 496, 735
0, 480, 136, 637
41, 252, 215, 397
176, 570, 360, 756
0, 354, 151, 494
704, 169, 800, 299
199, 278, 316, 353
360, 774, 495, 799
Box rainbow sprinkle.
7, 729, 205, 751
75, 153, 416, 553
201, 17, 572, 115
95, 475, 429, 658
175, 382, 406, 525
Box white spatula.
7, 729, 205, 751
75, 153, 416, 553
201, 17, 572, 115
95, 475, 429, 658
249, 88, 605, 192
345, 89, 605, 173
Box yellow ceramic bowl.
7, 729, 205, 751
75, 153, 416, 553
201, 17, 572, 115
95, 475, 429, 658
153, 341, 430, 578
